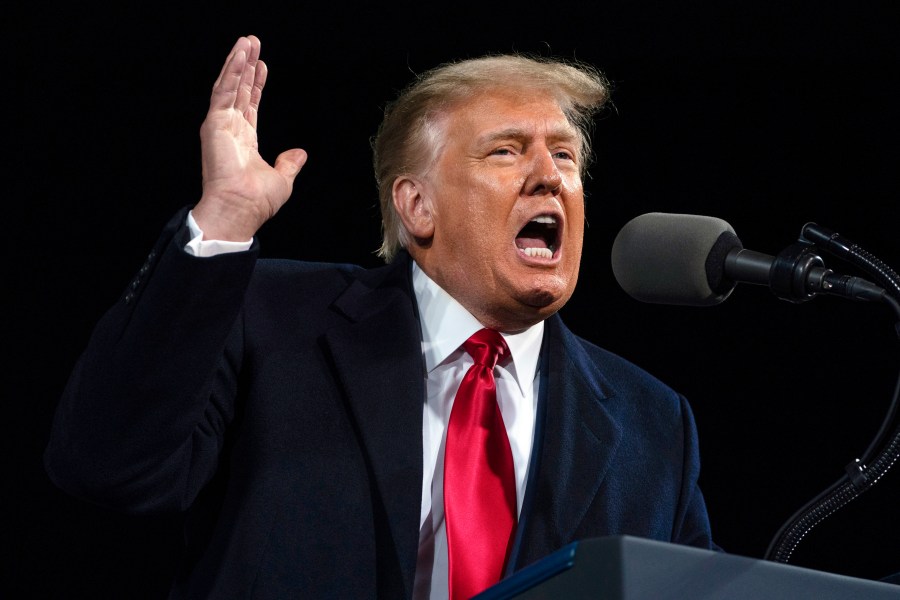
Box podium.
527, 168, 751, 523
475, 536, 900, 599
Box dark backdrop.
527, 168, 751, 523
8, 3, 900, 597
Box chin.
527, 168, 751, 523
519, 274, 575, 309
488, 274, 577, 329
511, 288, 572, 326
520, 288, 560, 309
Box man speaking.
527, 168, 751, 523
45, 35, 717, 599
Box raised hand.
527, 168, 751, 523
192, 35, 308, 241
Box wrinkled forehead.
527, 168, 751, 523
434, 85, 582, 146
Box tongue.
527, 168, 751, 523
516, 236, 549, 249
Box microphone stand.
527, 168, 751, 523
763, 224, 900, 566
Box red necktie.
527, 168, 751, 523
444, 328, 517, 600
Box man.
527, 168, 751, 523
45, 35, 716, 599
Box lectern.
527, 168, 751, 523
475, 536, 900, 599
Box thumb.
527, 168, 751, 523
274, 148, 308, 182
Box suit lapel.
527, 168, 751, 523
323, 253, 424, 598
513, 315, 624, 569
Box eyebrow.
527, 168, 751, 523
477, 126, 580, 147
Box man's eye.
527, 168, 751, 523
553, 150, 574, 160
490, 147, 515, 156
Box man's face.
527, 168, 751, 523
415, 87, 586, 332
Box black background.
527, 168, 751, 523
8, 2, 900, 596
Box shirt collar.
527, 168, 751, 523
412, 261, 543, 395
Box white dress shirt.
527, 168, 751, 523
411, 262, 542, 600
184, 212, 543, 599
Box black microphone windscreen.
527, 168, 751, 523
611, 212, 743, 306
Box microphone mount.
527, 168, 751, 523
767, 241, 827, 302
724, 240, 888, 304
763, 222, 900, 567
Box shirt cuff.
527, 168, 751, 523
185, 211, 253, 257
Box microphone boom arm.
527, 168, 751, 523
764, 225, 900, 567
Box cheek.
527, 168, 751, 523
566, 192, 585, 225
565, 198, 586, 263
467, 165, 524, 199
464, 189, 508, 243
476, 178, 525, 238
571, 216, 585, 248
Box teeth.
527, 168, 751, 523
523, 247, 553, 259
531, 215, 558, 227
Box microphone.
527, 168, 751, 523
610, 212, 885, 306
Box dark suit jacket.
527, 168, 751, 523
45, 207, 715, 599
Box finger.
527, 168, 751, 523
210, 41, 250, 111
246, 34, 261, 61
234, 36, 261, 116
246, 60, 268, 130
274, 148, 309, 183
211, 36, 250, 95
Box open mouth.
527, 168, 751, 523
515, 215, 560, 259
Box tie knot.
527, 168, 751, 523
463, 328, 509, 369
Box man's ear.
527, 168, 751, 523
392, 176, 435, 241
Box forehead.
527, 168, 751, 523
441, 87, 578, 142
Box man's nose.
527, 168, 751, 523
524, 151, 563, 197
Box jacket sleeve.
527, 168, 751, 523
672, 393, 721, 551
44, 206, 257, 515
